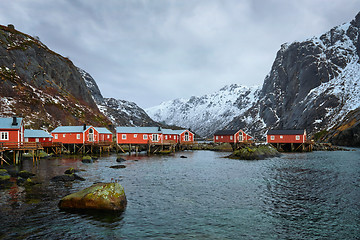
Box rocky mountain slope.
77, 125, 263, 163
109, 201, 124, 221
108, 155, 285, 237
228, 12, 360, 142
78, 68, 159, 127
146, 12, 360, 144
146, 84, 260, 137
0, 24, 110, 130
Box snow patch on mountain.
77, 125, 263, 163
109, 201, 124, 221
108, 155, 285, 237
146, 84, 260, 137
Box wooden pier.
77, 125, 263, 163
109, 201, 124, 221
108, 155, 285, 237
0, 142, 43, 165
269, 142, 313, 152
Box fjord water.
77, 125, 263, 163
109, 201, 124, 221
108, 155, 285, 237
0, 150, 359, 239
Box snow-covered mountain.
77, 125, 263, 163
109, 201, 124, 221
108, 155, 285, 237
146, 11, 360, 145
146, 84, 260, 137
78, 68, 159, 127
228, 12, 360, 143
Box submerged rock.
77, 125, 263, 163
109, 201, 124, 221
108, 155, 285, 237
116, 157, 126, 162
64, 168, 82, 174
180, 156, 187, 158
110, 165, 126, 169
59, 182, 127, 211
51, 173, 85, 182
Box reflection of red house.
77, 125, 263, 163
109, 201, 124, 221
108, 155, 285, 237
0, 117, 24, 143
51, 125, 111, 144
116, 127, 163, 144
213, 129, 252, 143
266, 130, 306, 144
24, 129, 53, 143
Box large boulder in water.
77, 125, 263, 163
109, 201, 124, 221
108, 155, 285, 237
58, 182, 127, 211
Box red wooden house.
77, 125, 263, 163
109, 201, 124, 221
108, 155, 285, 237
116, 127, 163, 144
51, 125, 107, 144
24, 129, 53, 143
161, 129, 179, 144
0, 117, 24, 143
172, 129, 194, 144
213, 129, 252, 143
266, 129, 306, 144
95, 127, 113, 143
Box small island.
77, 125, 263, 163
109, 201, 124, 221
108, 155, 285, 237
227, 145, 280, 160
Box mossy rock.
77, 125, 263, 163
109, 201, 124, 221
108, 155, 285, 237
82, 156, 93, 163
51, 173, 85, 182
0, 169, 10, 182
59, 182, 127, 211
229, 145, 280, 160
18, 170, 35, 178
116, 157, 126, 162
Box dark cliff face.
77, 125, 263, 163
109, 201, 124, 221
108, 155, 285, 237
0, 25, 109, 129
227, 12, 360, 144
79, 67, 160, 127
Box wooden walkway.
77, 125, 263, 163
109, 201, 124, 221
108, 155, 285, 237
0, 142, 43, 165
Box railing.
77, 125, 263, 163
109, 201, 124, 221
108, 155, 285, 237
0, 142, 42, 150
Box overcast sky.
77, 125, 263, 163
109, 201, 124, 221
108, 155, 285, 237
0, 0, 359, 108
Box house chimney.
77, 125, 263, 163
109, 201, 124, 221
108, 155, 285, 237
83, 124, 86, 131
12, 116, 17, 126
158, 126, 161, 132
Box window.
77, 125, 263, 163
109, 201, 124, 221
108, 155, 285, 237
239, 135, 243, 141
35, 138, 39, 142
280, 135, 283, 139
63, 134, 65, 138
54, 134, 58, 139
77, 134, 80, 139
43, 138, 45, 141
165, 135, 168, 140
122, 134, 126, 139
107, 135, 110, 139
134, 134, 137, 138
0, 132, 9, 140
152, 134, 158, 142
216, 136, 218, 140
143, 134, 148, 140
296, 135, 300, 140
25, 138, 28, 142
270, 136, 275, 140
230, 136, 233, 140
184, 132, 189, 141
221, 136, 223, 139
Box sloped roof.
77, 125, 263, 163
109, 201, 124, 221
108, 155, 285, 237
116, 126, 162, 134
171, 129, 188, 135
24, 129, 53, 138
214, 129, 239, 135
0, 117, 23, 129
161, 129, 177, 135
94, 127, 112, 134
51, 126, 93, 133
267, 129, 306, 135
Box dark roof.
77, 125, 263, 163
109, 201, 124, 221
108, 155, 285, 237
214, 129, 239, 136
267, 129, 306, 135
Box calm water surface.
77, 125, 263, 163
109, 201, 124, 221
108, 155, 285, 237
0, 150, 359, 239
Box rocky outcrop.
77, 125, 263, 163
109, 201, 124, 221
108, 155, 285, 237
79, 67, 159, 127
228, 145, 280, 160
59, 182, 127, 211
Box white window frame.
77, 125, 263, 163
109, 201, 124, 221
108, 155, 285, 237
134, 134, 137, 138
25, 138, 28, 142
54, 134, 58, 139
270, 136, 275, 140
230, 136, 233, 140
122, 134, 126, 139
0, 132, 9, 140
77, 134, 80, 139
143, 134, 148, 140
165, 135, 168, 140
216, 136, 218, 140
280, 135, 283, 139
152, 134, 158, 142
296, 135, 300, 140
239, 135, 243, 141
43, 138, 45, 141
63, 134, 66, 138
107, 135, 110, 139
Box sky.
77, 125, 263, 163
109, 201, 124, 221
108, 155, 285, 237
0, 0, 359, 108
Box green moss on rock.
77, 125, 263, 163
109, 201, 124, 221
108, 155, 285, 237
228, 145, 280, 160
